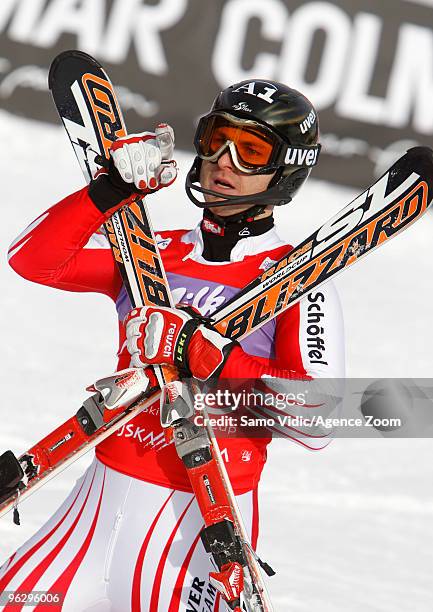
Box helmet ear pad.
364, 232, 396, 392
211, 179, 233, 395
189, 156, 202, 183
268, 166, 311, 204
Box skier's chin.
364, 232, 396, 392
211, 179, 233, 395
207, 201, 257, 217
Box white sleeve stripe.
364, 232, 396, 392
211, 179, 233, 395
8, 211, 50, 254
83, 232, 110, 249
7, 236, 32, 261
298, 281, 345, 379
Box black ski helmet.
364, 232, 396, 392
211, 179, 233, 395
185, 79, 321, 209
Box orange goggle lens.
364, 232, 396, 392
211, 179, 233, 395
197, 115, 279, 169
208, 126, 274, 167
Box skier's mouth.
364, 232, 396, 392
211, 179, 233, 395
211, 177, 237, 193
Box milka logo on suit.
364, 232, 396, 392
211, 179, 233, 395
172, 285, 226, 316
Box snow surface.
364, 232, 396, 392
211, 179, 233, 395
0, 110, 432, 610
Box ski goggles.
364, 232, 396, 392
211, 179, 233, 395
194, 111, 320, 174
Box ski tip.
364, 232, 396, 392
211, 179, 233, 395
405, 146, 433, 187
48, 49, 103, 90
406, 145, 433, 161
404, 146, 433, 171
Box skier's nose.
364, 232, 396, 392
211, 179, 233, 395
217, 150, 236, 170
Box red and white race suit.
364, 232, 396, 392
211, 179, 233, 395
2, 187, 345, 611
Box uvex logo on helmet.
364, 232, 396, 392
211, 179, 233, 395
231, 81, 278, 104
300, 109, 317, 134
285, 146, 319, 166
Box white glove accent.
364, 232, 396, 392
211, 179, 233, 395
125, 313, 147, 367
110, 124, 177, 191
88, 367, 150, 410
126, 310, 166, 364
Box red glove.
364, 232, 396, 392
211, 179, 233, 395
125, 306, 237, 381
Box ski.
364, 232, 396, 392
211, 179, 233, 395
47, 50, 174, 331
212, 145, 433, 339
0, 374, 160, 524
0, 48, 179, 526
0, 49, 177, 523
47, 50, 273, 611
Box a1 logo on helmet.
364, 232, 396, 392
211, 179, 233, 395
231, 81, 278, 105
